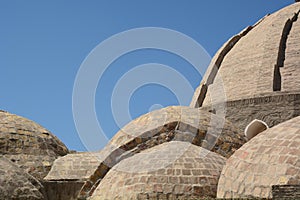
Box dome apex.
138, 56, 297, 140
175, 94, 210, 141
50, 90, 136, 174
191, 3, 300, 131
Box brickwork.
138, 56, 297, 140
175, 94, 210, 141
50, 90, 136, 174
272, 185, 300, 199
0, 156, 45, 200
1, 3, 300, 200
110, 106, 245, 159
74, 106, 244, 199
190, 3, 300, 132
90, 141, 226, 200
45, 152, 104, 181
217, 116, 300, 199
5, 154, 56, 180
0, 111, 69, 179
42, 181, 84, 200
201, 92, 300, 131
192, 3, 300, 105
281, 9, 300, 92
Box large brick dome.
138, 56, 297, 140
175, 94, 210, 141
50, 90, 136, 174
191, 3, 300, 131
0, 110, 69, 179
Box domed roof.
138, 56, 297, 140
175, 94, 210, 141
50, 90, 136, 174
0, 155, 45, 200
190, 2, 300, 130
52, 106, 245, 199
90, 141, 226, 200
217, 116, 300, 199
192, 3, 300, 105
0, 110, 69, 179
109, 106, 245, 158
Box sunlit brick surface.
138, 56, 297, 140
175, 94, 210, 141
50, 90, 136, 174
190, 3, 300, 132
90, 141, 226, 200
0, 110, 68, 179
217, 116, 300, 199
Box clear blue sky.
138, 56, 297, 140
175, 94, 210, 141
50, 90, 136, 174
0, 0, 294, 151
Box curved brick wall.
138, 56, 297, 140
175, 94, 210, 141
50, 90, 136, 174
109, 106, 245, 159
217, 116, 300, 199
0, 110, 69, 179
79, 106, 245, 199
191, 3, 300, 131
90, 141, 226, 200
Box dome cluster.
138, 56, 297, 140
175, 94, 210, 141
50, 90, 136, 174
1, 2, 300, 200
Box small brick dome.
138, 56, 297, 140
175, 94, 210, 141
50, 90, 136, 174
0, 110, 69, 179
217, 116, 300, 199
90, 141, 226, 200
74, 106, 246, 198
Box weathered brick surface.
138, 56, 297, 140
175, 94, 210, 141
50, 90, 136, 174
0, 155, 45, 200
0, 110, 69, 179
71, 106, 244, 199
217, 116, 300, 199
282, 9, 300, 92
45, 152, 103, 180
201, 92, 300, 131
5, 154, 56, 181
109, 106, 181, 147
0, 111, 68, 156
191, 3, 300, 105
190, 3, 300, 132
272, 184, 300, 199
110, 106, 245, 159
90, 141, 226, 200
42, 180, 84, 200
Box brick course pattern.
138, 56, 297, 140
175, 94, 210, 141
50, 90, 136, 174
90, 141, 226, 200
45, 152, 104, 181
201, 92, 300, 132
46, 106, 244, 199
0, 110, 69, 180
0, 155, 45, 200
272, 184, 300, 199
217, 116, 300, 199
109, 106, 245, 159
190, 3, 300, 131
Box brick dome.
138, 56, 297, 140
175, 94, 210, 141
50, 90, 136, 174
190, 3, 300, 131
55, 106, 245, 199
0, 110, 69, 179
90, 141, 226, 200
109, 106, 245, 159
217, 116, 300, 199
